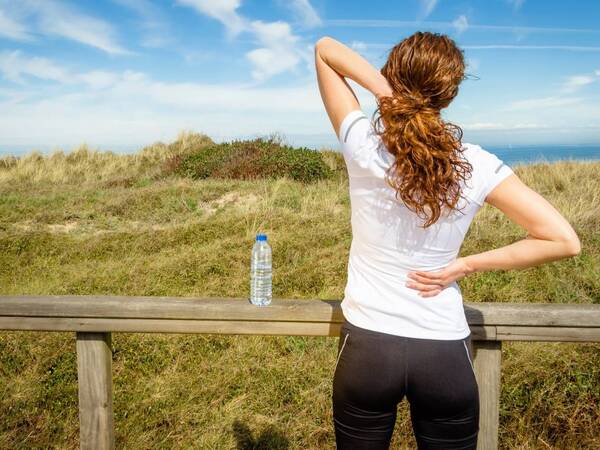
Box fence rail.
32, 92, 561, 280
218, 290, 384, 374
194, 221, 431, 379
1, 295, 599, 450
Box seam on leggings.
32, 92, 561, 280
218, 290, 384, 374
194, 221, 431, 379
335, 332, 350, 373
463, 340, 475, 373
404, 338, 408, 392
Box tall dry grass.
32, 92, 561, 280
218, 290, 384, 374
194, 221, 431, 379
0, 131, 213, 187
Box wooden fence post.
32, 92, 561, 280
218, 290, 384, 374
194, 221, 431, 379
473, 340, 502, 450
76, 332, 114, 450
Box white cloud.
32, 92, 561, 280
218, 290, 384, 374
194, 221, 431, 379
560, 70, 600, 93
0, 47, 384, 148
78, 71, 120, 90
287, 0, 322, 27
250, 20, 299, 47
0, 9, 31, 41
419, 0, 438, 18
246, 48, 301, 81
246, 20, 306, 81
179, 1, 309, 82
0, 50, 122, 90
107, 73, 322, 112
452, 15, 468, 34
0, 50, 70, 84
176, 0, 246, 39
505, 96, 583, 111
23, 0, 129, 55
0, 71, 330, 148
562, 75, 595, 93
0, 52, 324, 113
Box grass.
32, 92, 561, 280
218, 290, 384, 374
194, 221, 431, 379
0, 135, 598, 449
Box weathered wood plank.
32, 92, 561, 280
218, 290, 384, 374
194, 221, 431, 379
5, 317, 571, 342
1, 313, 598, 342
473, 340, 502, 450
76, 332, 114, 450
0, 317, 496, 340
495, 326, 600, 341
462, 303, 600, 327
2, 317, 346, 335
1, 296, 599, 327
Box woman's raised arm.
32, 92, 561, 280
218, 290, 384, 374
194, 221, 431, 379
314, 36, 393, 139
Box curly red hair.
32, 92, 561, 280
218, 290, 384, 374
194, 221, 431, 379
373, 31, 473, 228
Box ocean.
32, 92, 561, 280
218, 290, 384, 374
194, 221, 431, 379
1, 143, 600, 166
485, 145, 600, 166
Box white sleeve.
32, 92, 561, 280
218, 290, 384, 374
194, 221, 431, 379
472, 146, 514, 205
338, 109, 378, 177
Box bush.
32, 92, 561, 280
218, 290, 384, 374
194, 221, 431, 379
172, 136, 334, 183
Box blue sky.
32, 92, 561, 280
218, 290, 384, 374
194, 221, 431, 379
0, 0, 599, 155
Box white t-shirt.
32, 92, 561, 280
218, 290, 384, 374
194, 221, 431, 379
338, 109, 514, 340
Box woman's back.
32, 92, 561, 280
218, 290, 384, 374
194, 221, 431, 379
338, 109, 514, 340
316, 32, 580, 449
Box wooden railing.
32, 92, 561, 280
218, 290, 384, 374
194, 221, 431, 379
1, 295, 599, 450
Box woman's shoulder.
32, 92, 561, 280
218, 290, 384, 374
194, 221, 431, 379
460, 142, 499, 163
459, 142, 514, 206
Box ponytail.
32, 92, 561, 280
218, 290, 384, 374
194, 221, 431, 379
373, 31, 473, 228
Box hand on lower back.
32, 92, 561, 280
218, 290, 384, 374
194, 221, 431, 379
405, 257, 475, 298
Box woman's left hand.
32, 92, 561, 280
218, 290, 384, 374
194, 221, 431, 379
405, 257, 475, 298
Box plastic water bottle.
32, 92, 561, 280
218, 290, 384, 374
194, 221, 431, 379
250, 233, 272, 306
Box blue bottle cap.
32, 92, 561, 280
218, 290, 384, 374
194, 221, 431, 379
256, 233, 267, 241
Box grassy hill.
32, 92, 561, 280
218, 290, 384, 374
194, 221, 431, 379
0, 133, 598, 449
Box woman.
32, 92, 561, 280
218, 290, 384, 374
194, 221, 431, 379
314, 32, 581, 449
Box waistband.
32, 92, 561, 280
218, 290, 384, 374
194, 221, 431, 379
342, 317, 471, 342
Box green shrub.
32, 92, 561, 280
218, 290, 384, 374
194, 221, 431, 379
172, 136, 334, 183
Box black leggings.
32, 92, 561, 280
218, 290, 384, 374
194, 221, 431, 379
332, 317, 479, 449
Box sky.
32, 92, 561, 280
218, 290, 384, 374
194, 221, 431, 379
0, 0, 599, 155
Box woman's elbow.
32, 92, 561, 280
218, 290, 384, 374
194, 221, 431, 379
560, 231, 581, 257
564, 235, 582, 257
315, 36, 334, 53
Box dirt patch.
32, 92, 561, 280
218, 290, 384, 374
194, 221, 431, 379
13, 220, 80, 233
14, 220, 34, 232
213, 192, 260, 208
199, 192, 260, 216
47, 221, 79, 233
